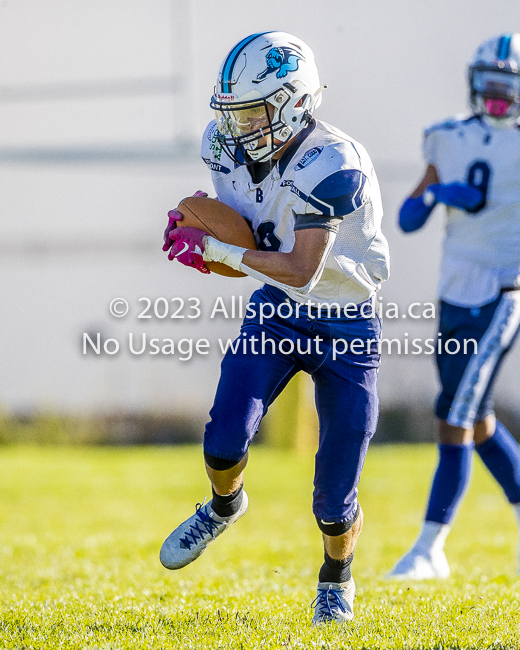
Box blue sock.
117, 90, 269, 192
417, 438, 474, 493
476, 421, 520, 504
425, 443, 474, 524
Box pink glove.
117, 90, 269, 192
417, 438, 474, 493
168, 227, 211, 274
162, 190, 208, 252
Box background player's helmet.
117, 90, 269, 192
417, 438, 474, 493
210, 32, 323, 165
469, 33, 520, 128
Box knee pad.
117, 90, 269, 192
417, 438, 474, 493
316, 503, 360, 536
203, 450, 245, 471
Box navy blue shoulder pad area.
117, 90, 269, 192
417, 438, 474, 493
462, 115, 481, 126
307, 169, 367, 217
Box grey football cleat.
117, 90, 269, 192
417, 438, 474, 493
311, 578, 355, 624
160, 492, 248, 570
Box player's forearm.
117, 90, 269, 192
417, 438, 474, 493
203, 228, 330, 288
202, 236, 312, 286
241, 249, 318, 287
399, 195, 435, 232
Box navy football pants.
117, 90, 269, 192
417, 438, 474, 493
204, 285, 381, 523
436, 290, 520, 428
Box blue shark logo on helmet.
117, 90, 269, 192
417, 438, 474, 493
254, 47, 304, 82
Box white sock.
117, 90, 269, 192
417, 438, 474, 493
513, 503, 520, 527
413, 521, 451, 555
513, 505, 520, 555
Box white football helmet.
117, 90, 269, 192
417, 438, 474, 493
469, 33, 520, 128
210, 32, 324, 164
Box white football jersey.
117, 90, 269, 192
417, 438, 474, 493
424, 115, 520, 306
201, 119, 390, 306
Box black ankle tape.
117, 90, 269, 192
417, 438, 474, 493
319, 551, 354, 584
211, 484, 243, 518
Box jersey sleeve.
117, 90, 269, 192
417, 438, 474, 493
200, 121, 216, 162
293, 213, 343, 233
290, 141, 370, 232
422, 128, 439, 166
200, 120, 234, 176
302, 168, 368, 217
422, 117, 460, 166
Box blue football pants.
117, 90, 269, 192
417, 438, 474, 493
204, 285, 381, 523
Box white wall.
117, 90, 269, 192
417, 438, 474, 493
1, 1, 519, 416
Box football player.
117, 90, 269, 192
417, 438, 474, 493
161, 32, 390, 623
388, 33, 520, 580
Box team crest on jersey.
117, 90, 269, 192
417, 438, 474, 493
207, 122, 219, 142
294, 146, 323, 170
207, 123, 224, 161
254, 47, 304, 83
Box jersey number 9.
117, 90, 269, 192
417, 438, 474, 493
466, 160, 491, 214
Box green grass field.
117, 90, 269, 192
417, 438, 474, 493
0, 445, 519, 649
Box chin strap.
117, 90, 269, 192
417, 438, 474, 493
481, 113, 520, 129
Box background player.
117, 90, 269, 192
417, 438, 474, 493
159, 32, 390, 622
388, 33, 520, 580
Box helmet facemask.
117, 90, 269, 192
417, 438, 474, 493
211, 88, 304, 165
470, 66, 520, 128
